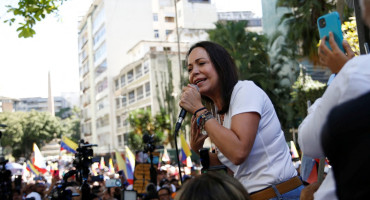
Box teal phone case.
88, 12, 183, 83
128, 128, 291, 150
317, 12, 345, 52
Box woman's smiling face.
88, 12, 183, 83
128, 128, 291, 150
187, 47, 220, 98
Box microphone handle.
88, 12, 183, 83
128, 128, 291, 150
175, 84, 198, 132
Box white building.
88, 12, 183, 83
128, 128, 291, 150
78, 0, 224, 154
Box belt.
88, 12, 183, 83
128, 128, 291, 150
250, 176, 302, 200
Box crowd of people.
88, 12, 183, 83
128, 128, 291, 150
5, 165, 191, 200
2, 1, 370, 199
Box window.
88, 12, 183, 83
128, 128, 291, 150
83, 62, 89, 75
116, 116, 121, 128
115, 79, 119, 90
127, 70, 134, 83
121, 94, 127, 107
82, 122, 91, 135
129, 91, 135, 104
163, 47, 171, 51
80, 50, 87, 63
124, 133, 128, 146
135, 64, 142, 79
118, 135, 123, 146
97, 98, 107, 111
96, 78, 108, 93
153, 13, 158, 21
154, 30, 159, 38
116, 98, 120, 109
122, 118, 128, 126
143, 61, 149, 74
165, 16, 174, 22
165, 30, 172, 36
94, 42, 106, 62
79, 66, 83, 77
96, 114, 109, 128
95, 60, 107, 78
93, 8, 105, 32
93, 26, 106, 46
79, 30, 87, 50
120, 75, 126, 87
145, 82, 151, 96
137, 86, 144, 100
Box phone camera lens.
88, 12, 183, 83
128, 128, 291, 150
319, 18, 326, 28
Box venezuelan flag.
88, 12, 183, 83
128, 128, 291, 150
125, 146, 135, 172
109, 158, 115, 174
115, 151, 128, 177
180, 134, 191, 157
26, 161, 40, 176
125, 157, 134, 184
180, 149, 187, 164
60, 136, 78, 154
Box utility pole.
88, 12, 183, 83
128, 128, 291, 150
353, 0, 370, 54
174, 0, 183, 84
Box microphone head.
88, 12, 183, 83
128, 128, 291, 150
191, 84, 199, 92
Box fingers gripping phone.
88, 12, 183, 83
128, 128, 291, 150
317, 11, 345, 52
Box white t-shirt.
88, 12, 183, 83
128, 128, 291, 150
217, 80, 297, 193
298, 54, 370, 199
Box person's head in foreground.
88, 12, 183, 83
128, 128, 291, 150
175, 172, 251, 200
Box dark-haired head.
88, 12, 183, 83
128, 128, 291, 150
186, 41, 238, 114
175, 172, 250, 200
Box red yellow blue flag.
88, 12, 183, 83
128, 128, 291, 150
60, 136, 78, 154
180, 134, 191, 157
26, 161, 40, 176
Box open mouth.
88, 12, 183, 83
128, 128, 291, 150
194, 78, 206, 86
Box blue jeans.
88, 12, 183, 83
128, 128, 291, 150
268, 185, 304, 200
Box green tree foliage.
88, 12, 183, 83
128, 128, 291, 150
155, 57, 179, 148
276, 0, 336, 64
290, 70, 326, 126
127, 109, 168, 152
59, 106, 81, 143
0, 110, 64, 158
207, 21, 293, 133
208, 21, 270, 81
3, 0, 65, 38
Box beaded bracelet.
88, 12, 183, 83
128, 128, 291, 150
196, 111, 214, 136
194, 107, 207, 117
196, 111, 214, 128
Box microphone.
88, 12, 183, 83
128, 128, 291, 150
175, 84, 199, 133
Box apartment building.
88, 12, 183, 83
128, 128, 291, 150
78, 0, 154, 153
78, 0, 217, 154
218, 11, 263, 33
113, 41, 189, 150
14, 97, 70, 114
0, 97, 19, 112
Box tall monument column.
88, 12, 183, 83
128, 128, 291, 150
48, 71, 55, 116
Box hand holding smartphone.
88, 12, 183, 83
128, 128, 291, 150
317, 11, 345, 52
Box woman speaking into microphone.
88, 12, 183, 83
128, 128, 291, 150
179, 41, 302, 200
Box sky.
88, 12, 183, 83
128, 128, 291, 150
0, 0, 262, 99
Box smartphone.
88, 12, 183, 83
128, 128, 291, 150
106, 179, 122, 188
317, 11, 345, 52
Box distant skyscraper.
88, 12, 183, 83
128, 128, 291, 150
48, 71, 55, 116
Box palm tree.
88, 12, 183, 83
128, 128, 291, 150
207, 21, 293, 134
276, 0, 336, 65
